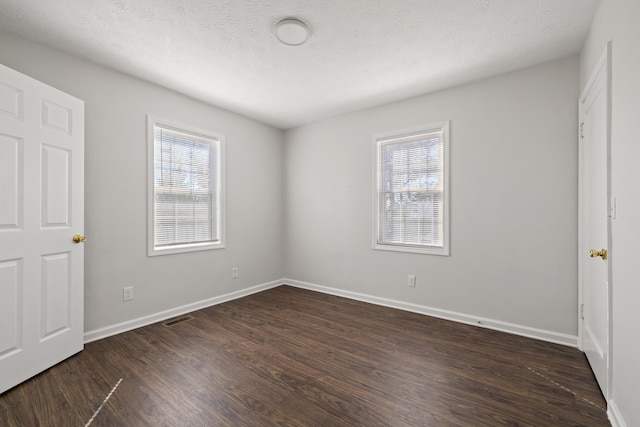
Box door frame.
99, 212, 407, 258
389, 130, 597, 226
577, 41, 612, 401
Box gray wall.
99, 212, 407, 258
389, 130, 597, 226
581, 0, 640, 425
0, 31, 584, 346
0, 31, 284, 334
284, 56, 580, 337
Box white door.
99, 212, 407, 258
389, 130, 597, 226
579, 44, 611, 399
0, 64, 84, 393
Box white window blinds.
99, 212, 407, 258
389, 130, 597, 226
148, 118, 224, 255
374, 123, 449, 255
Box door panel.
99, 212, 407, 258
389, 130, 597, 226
0, 82, 23, 119
0, 133, 22, 228
0, 259, 22, 357
41, 100, 72, 135
41, 253, 71, 339
0, 63, 84, 394
41, 144, 71, 227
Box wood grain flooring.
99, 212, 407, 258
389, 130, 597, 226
0, 285, 609, 426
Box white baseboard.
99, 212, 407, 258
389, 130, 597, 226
283, 278, 578, 348
83, 279, 283, 343
608, 399, 627, 427
85, 277, 579, 348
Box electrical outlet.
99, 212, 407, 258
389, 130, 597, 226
407, 275, 416, 287
123, 286, 134, 301
232, 267, 239, 279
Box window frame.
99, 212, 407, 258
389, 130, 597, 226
372, 121, 450, 256
147, 115, 226, 256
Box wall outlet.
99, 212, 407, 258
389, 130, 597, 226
123, 286, 134, 301
232, 267, 239, 279
407, 275, 416, 287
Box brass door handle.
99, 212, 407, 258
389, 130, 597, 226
589, 248, 607, 260
72, 235, 87, 243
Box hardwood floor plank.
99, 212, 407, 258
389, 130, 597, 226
0, 285, 609, 426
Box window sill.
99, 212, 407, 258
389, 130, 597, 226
373, 243, 449, 256
148, 241, 225, 257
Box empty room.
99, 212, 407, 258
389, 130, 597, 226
0, 0, 638, 426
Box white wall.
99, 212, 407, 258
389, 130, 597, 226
581, 1, 640, 426
284, 56, 580, 340
0, 31, 284, 335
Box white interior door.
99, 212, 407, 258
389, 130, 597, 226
579, 44, 611, 399
0, 63, 84, 394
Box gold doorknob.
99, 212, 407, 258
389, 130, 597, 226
589, 248, 607, 260
72, 235, 87, 243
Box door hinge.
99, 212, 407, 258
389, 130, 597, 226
579, 122, 585, 139
580, 303, 584, 319
609, 196, 617, 219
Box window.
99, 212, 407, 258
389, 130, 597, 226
373, 122, 450, 255
147, 116, 225, 256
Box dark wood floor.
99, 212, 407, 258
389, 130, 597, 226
0, 286, 608, 426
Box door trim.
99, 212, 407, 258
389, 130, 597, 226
577, 41, 612, 401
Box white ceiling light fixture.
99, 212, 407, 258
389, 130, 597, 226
275, 18, 310, 46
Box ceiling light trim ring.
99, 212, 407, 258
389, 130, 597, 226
275, 18, 310, 46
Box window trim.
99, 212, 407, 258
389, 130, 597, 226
147, 115, 226, 256
372, 121, 450, 256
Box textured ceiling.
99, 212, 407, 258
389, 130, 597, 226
0, 0, 599, 129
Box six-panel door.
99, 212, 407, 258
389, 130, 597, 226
0, 64, 84, 394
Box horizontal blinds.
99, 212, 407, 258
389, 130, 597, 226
154, 125, 219, 248
377, 130, 444, 247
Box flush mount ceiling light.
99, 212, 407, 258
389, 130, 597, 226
275, 18, 310, 46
